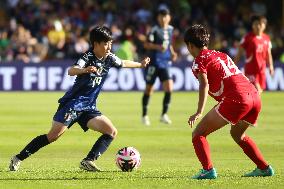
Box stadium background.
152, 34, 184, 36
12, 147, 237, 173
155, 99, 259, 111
0, 0, 284, 91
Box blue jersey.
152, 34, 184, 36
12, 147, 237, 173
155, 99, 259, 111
58, 49, 122, 111
148, 25, 174, 68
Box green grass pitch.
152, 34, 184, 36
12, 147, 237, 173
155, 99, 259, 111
0, 91, 283, 189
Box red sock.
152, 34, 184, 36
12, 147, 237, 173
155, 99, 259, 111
238, 136, 268, 170
192, 135, 213, 170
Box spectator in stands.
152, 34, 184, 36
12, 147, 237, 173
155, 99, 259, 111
0, 30, 11, 62
0, 0, 282, 63
47, 20, 66, 59
116, 27, 137, 61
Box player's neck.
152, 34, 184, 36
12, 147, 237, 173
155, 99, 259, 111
253, 31, 263, 36
92, 49, 105, 60
160, 24, 169, 29
194, 47, 207, 57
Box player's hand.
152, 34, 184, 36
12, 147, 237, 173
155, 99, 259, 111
84, 66, 97, 74
141, 57, 151, 68
171, 52, 178, 62
188, 113, 202, 128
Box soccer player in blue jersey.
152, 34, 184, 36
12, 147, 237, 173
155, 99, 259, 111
9, 26, 150, 171
141, 6, 177, 126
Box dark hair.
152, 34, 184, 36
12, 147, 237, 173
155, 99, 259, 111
184, 24, 210, 48
157, 7, 170, 15
89, 26, 113, 46
250, 15, 267, 25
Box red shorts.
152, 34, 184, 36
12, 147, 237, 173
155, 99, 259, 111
215, 91, 261, 126
245, 70, 266, 90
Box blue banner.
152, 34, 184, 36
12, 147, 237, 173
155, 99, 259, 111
0, 60, 283, 91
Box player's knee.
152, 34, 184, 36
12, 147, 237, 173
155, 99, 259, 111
192, 133, 209, 144
145, 86, 154, 95
110, 127, 118, 138
145, 90, 153, 95
192, 131, 206, 141
192, 126, 208, 138
47, 133, 60, 143
164, 85, 173, 92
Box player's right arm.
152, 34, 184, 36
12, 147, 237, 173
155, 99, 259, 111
169, 45, 178, 62
144, 42, 166, 52
143, 27, 166, 52
122, 57, 150, 68
267, 42, 274, 76
188, 73, 209, 128
68, 65, 97, 76
68, 56, 98, 76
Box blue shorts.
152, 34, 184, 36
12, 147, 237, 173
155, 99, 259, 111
145, 65, 172, 85
53, 101, 102, 132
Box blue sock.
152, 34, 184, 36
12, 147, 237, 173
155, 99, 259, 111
142, 93, 150, 116
85, 134, 113, 161
16, 134, 50, 161
162, 92, 171, 114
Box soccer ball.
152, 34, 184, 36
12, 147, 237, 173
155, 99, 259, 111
115, 147, 141, 172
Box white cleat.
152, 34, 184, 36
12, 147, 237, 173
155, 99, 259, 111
80, 159, 101, 172
142, 115, 151, 126
9, 156, 21, 171
160, 114, 172, 124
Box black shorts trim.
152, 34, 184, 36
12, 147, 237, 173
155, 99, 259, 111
145, 66, 172, 85
76, 111, 102, 132
53, 102, 102, 132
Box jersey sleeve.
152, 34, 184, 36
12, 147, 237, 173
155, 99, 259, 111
267, 36, 272, 49
148, 26, 157, 43
74, 52, 89, 68
195, 58, 207, 74
108, 53, 123, 68
74, 58, 87, 68
268, 41, 272, 49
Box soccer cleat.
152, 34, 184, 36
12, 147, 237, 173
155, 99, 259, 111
160, 114, 172, 124
80, 159, 101, 172
142, 115, 151, 126
9, 156, 21, 171
243, 165, 274, 177
192, 168, 217, 179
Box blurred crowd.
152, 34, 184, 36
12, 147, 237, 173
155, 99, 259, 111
0, 0, 283, 63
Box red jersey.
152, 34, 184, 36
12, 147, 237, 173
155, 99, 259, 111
192, 49, 255, 102
240, 32, 271, 74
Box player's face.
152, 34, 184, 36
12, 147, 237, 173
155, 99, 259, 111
94, 41, 112, 58
260, 19, 266, 31
252, 20, 265, 34
157, 14, 171, 27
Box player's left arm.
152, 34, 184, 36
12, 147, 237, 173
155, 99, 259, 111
170, 45, 178, 62
188, 73, 209, 128
267, 46, 274, 76
122, 57, 150, 68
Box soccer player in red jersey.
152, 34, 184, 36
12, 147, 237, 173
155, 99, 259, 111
184, 24, 274, 179
234, 15, 274, 93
